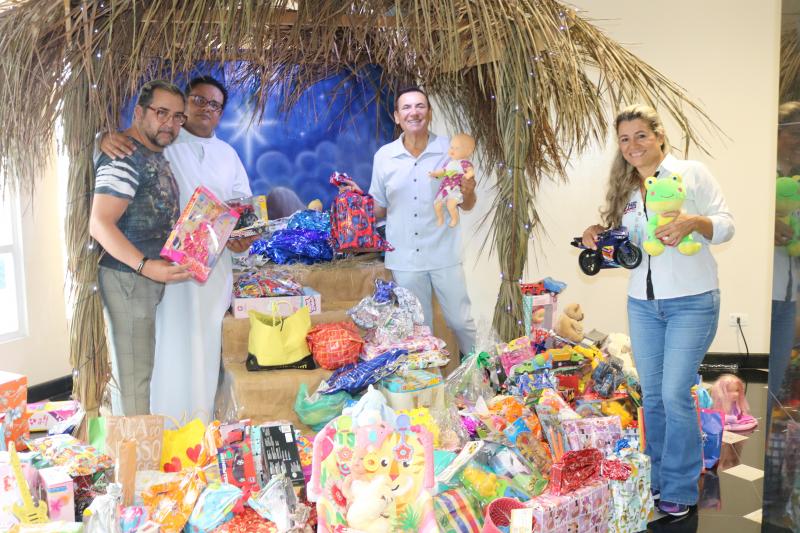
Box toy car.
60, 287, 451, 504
570, 227, 642, 276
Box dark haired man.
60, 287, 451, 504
99, 76, 252, 420
341, 86, 478, 356
90, 80, 192, 415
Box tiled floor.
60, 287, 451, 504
645, 369, 771, 533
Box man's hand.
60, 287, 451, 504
461, 176, 477, 211
100, 131, 137, 160
336, 177, 363, 194
141, 259, 192, 283
226, 235, 258, 253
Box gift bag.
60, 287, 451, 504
294, 383, 350, 431
246, 305, 314, 371
606, 445, 653, 533
142, 467, 206, 532
329, 172, 392, 252
700, 408, 724, 469
434, 488, 483, 533
160, 418, 206, 472
101, 415, 165, 470
306, 322, 364, 370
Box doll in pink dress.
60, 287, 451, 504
429, 133, 476, 227
710, 374, 758, 431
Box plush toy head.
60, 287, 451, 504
563, 303, 584, 321
555, 303, 584, 343
644, 173, 686, 214
346, 477, 394, 533
776, 176, 800, 216
602, 333, 636, 377
448, 133, 476, 161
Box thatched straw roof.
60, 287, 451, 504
0, 0, 714, 413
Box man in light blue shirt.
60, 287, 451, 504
354, 87, 478, 355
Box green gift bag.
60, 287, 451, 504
87, 416, 107, 451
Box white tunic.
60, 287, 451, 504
150, 128, 251, 422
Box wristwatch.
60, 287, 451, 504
135, 256, 149, 275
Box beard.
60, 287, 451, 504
144, 128, 176, 148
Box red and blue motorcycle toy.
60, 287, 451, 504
570, 227, 642, 276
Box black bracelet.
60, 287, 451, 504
135, 257, 149, 275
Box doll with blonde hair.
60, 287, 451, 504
710, 374, 757, 432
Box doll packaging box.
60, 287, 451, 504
161, 185, 240, 282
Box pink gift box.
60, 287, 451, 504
27, 401, 81, 432
38, 466, 75, 522
527, 479, 610, 533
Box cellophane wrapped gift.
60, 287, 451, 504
433, 488, 483, 533
527, 479, 611, 533
606, 445, 652, 533
160, 186, 239, 282
549, 448, 603, 495
141, 467, 206, 533
306, 322, 364, 370
0, 371, 29, 449
562, 416, 623, 455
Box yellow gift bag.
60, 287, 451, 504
160, 418, 206, 472
246, 304, 314, 371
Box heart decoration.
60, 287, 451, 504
163, 456, 182, 473
186, 444, 202, 463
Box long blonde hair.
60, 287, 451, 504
600, 104, 671, 227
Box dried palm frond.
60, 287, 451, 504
781, 24, 800, 103
0, 0, 717, 410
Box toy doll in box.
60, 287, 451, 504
429, 133, 476, 227
160, 185, 239, 282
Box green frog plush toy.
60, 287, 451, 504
776, 176, 800, 256
642, 173, 702, 256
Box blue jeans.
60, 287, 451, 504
627, 290, 720, 505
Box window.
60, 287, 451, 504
0, 192, 27, 342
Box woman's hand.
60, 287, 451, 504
775, 219, 794, 246
581, 224, 605, 249
654, 211, 698, 247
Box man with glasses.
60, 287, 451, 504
98, 76, 252, 421
90, 80, 192, 415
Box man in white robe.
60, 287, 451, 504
99, 76, 253, 421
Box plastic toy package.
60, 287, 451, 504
161, 186, 240, 282
233, 270, 302, 298
227, 194, 269, 239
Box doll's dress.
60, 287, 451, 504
434, 159, 473, 204
723, 403, 758, 432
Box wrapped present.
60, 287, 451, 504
528, 479, 610, 533
142, 467, 207, 533
606, 445, 652, 533
0, 371, 29, 449
26, 435, 114, 477
549, 448, 603, 495
329, 171, 392, 252
306, 322, 364, 370
210, 507, 278, 532
562, 416, 623, 455
364, 334, 447, 360
161, 186, 239, 282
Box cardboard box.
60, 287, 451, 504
251, 423, 304, 487
27, 400, 81, 432
232, 287, 321, 319
38, 466, 75, 522
0, 371, 28, 448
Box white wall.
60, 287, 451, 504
449, 0, 781, 353
0, 150, 71, 385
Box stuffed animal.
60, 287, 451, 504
602, 332, 637, 377
642, 173, 702, 256
776, 176, 800, 256
555, 303, 584, 343
710, 374, 758, 432
346, 477, 394, 533
429, 133, 476, 227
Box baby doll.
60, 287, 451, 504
710, 374, 758, 431
429, 133, 476, 227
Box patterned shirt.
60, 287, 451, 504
94, 138, 180, 272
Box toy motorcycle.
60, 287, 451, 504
570, 227, 642, 276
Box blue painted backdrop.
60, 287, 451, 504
123, 65, 395, 207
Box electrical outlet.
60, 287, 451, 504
728, 313, 749, 327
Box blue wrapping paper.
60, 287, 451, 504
321, 348, 407, 395
258, 229, 333, 264
287, 209, 332, 233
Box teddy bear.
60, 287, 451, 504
429, 133, 476, 227
642, 173, 701, 256
601, 332, 637, 377
346, 477, 394, 533
555, 303, 584, 343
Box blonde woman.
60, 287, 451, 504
582, 104, 734, 516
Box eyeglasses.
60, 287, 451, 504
189, 94, 223, 112
145, 105, 187, 125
